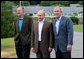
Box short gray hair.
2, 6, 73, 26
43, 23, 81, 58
17, 5, 24, 10
54, 6, 63, 12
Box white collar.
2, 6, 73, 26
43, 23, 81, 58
56, 15, 62, 21
38, 18, 45, 23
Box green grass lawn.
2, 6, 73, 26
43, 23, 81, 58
73, 25, 83, 32
1, 37, 15, 51
1, 37, 16, 58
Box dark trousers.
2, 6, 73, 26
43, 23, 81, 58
56, 46, 71, 58
15, 40, 30, 58
36, 41, 50, 58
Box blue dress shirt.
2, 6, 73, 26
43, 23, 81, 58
55, 16, 62, 34
19, 16, 24, 32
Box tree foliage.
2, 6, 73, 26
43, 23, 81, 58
1, 1, 17, 38
40, 1, 83, 6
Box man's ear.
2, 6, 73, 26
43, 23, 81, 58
22, 7, 24, 13
61, 11, 62, 13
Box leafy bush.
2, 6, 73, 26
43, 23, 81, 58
70, 17, 79, 25
1, 1, 17, 38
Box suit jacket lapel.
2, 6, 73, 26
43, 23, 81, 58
17, 18, 19, 32
53, 19, 57, 36
21, 17, 25, 32
36, 22, 38, 41
20, 15, 26, 32
41, 20, 46, 35
17, 16, 24, 33
58, 16, 64, 34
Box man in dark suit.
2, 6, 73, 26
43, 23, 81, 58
53, 7, 73, 58
14, 6, 32, 58
31, 10, 54, 58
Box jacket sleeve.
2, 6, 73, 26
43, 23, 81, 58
66, 18, 73, 45
27, 17, 33, 41
14, 20, 20, 41
31, 23, 34, 48
49, 23, 54, 48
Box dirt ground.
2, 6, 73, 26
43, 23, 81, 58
1, 48, 16, 58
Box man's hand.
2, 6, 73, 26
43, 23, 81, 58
49, 47, 52, 52
31, 47, 35, 52
67, 45, 72, 52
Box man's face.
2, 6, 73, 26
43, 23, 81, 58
17, 7, 24, 17
54, 7, 62, 18
37, 11, 45, 21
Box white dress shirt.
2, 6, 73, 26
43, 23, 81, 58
38, 19, 45, 41
55, 16, 62, 34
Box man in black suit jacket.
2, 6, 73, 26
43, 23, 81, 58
14, 6, 32, 58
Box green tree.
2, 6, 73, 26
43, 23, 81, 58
1, 1, 17, 38
29, 1, 41, 5
12, 1, 20, 6
78, 1, 83, 5
12, 1, 30, 6
40, 1, 79, 6
40, 1, 51, 6
21, 1, 29, 6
